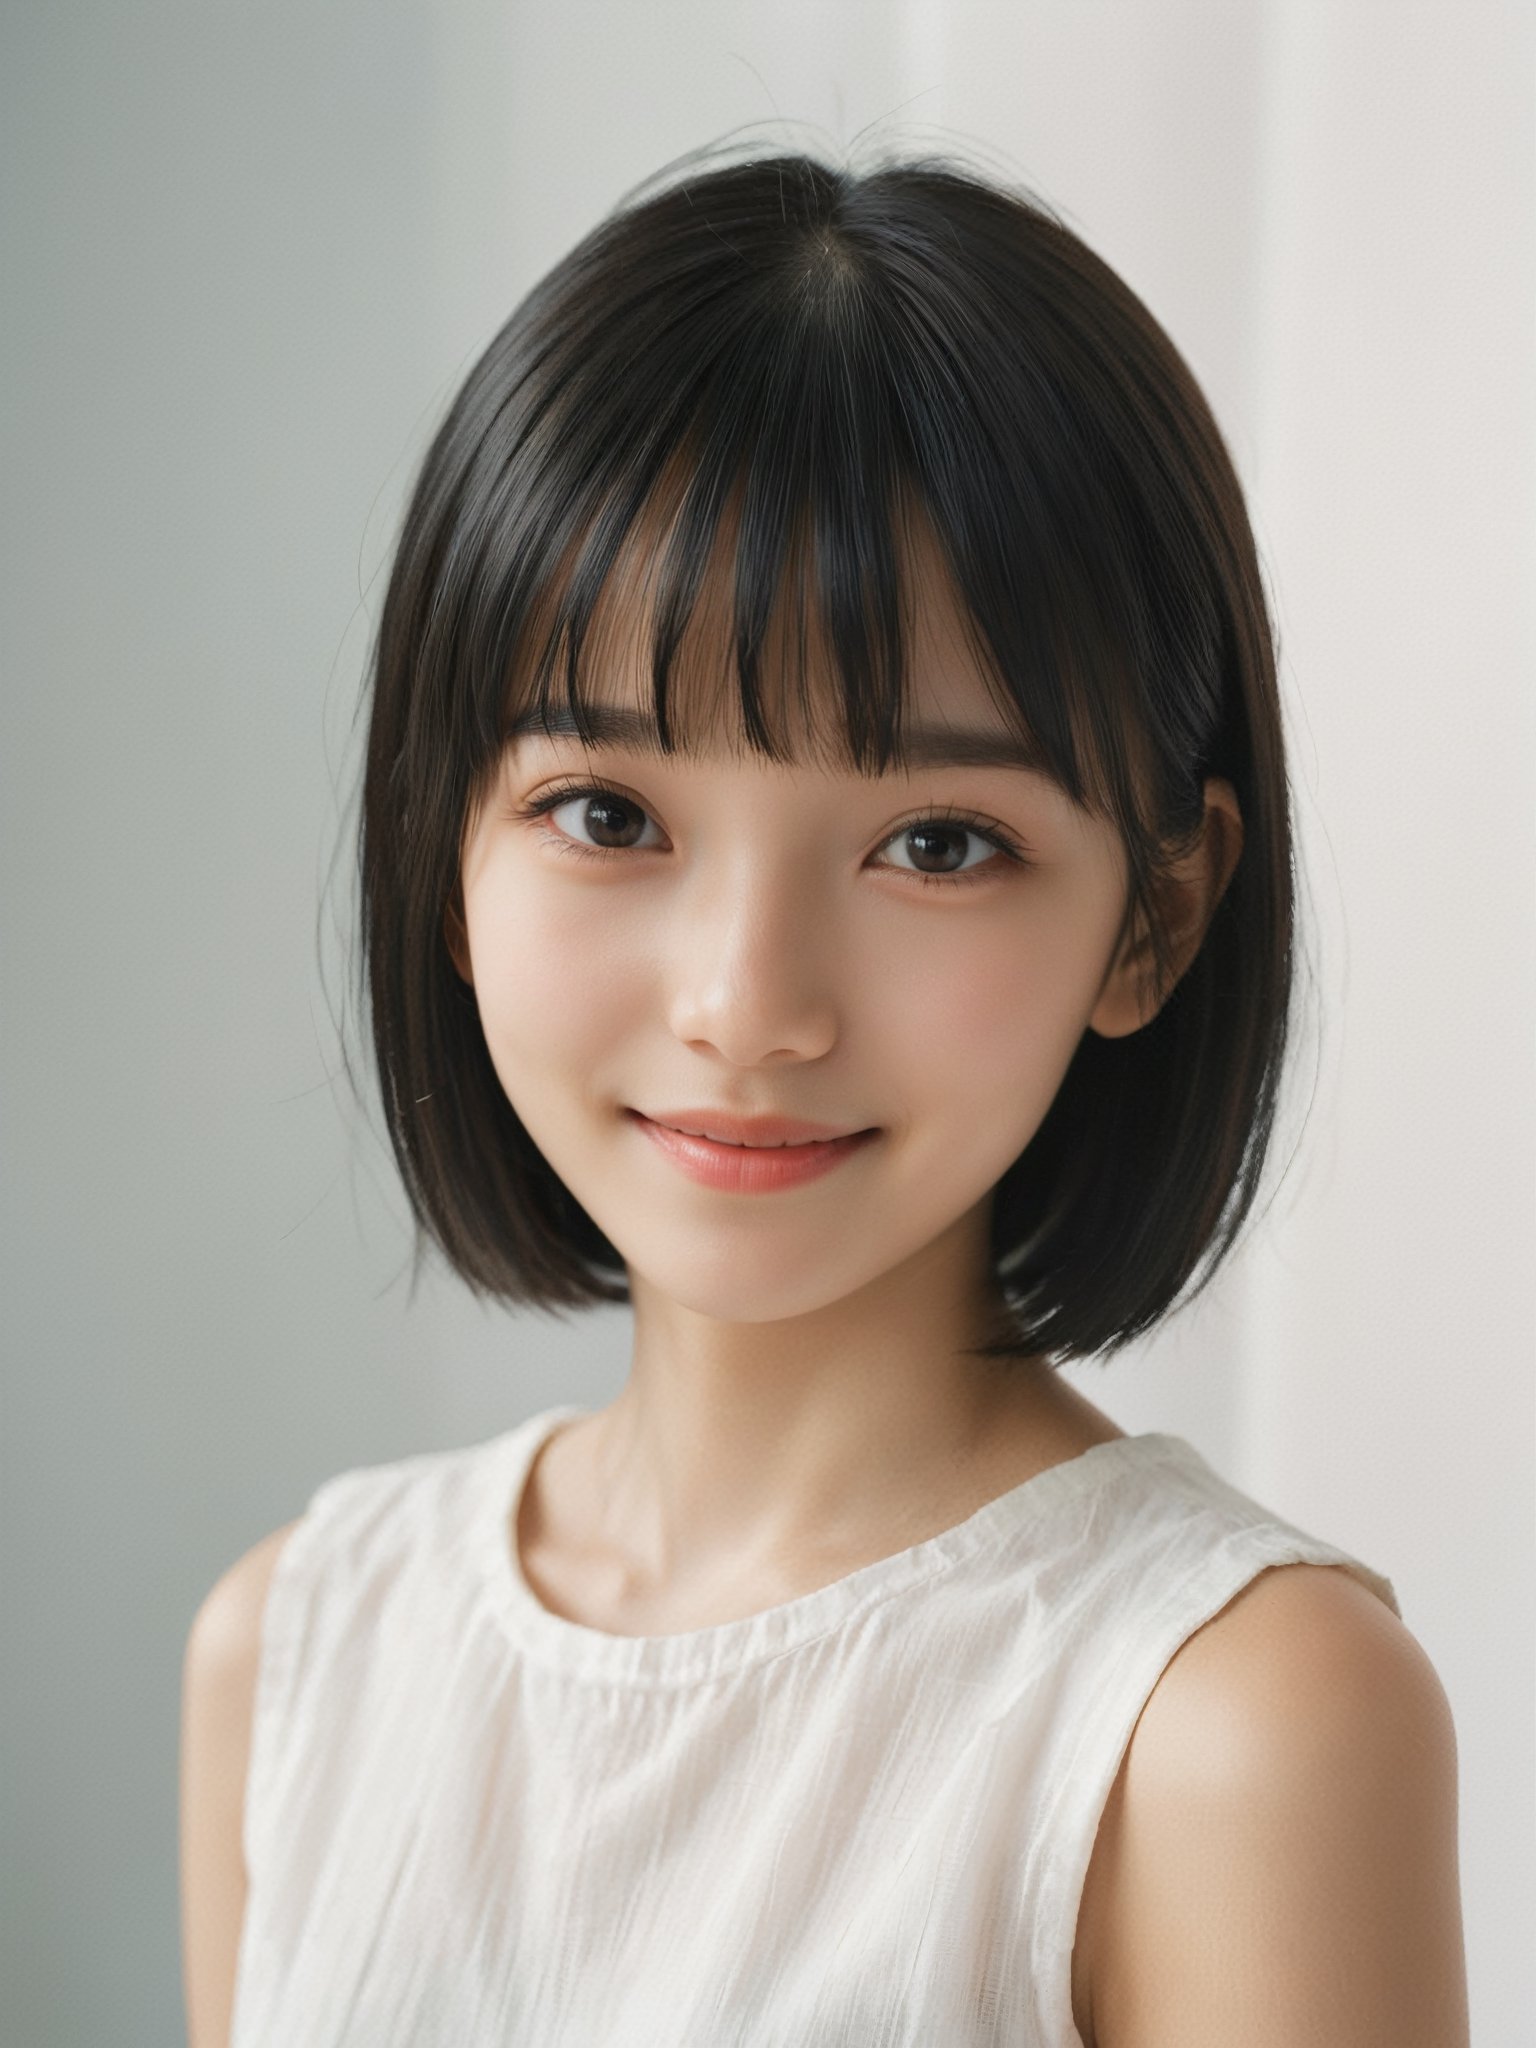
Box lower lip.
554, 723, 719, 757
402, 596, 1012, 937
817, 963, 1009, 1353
628, 1112, 879, 1193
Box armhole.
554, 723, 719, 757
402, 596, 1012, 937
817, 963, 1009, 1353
238, 1474, 349, 1885
1325, 1554, 1401, 1618
1028, 1532, 1401, 2047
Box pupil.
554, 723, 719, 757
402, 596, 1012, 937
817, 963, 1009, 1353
911, 826, 964, 872
587, 797, 637, 848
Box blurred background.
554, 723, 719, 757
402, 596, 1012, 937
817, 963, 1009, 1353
2, 2, 1532, 2042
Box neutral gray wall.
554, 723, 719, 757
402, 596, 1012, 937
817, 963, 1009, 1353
3, 3, 1530, 2042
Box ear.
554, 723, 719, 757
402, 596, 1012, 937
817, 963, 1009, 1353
443, 882, 474, 985
1088, 777, 1244, 1039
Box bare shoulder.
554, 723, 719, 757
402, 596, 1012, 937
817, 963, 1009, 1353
1080, 1562, 1469, 2048
188, 1519, 303, 1670
180, 1519, 303, 2048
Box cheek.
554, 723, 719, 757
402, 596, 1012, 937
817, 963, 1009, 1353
465, 877, 642, 1089
882, 901, 1114, 1133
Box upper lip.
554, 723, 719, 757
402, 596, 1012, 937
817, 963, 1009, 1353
633, 1108, 874, 1147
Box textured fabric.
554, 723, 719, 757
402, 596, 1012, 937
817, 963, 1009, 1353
229, 1404, 1399, 2047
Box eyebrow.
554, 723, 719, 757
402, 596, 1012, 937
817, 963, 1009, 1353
505, 703, 1056, 776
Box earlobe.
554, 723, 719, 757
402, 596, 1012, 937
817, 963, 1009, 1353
1087, 777, 1244, 1041
1088, 905, 1162, 1040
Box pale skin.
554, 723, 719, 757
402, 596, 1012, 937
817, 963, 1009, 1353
180, 519, 1469, 2045
441, 514, 1240, 1626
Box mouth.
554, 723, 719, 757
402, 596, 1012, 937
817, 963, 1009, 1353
628, 1108, 877, 1149
627, 1111, 881, 1192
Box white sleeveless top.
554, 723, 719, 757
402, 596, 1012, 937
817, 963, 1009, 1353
228, 1404, 1399, 2048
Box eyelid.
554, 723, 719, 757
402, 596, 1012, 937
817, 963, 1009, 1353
512, 776, 1032, 882
518, 776, 667, 850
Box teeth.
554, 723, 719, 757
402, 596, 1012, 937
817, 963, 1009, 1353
675, 1127, 814, 1148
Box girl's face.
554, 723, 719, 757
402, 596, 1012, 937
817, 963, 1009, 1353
449, 528, 1147, 1335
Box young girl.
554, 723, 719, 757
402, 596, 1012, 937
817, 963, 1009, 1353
181, 143, 1468, 2047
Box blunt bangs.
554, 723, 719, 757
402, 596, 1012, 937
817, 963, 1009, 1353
358, 140, 1293, 1362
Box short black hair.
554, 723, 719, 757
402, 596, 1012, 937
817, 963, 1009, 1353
355, 139, 1294, 1364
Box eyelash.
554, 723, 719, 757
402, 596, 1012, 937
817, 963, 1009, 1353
510, 778, 1031, 890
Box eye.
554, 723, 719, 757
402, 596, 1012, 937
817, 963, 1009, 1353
874, 814, 1025, 888
515, 780, 663, 854
513, 779, 1029, 889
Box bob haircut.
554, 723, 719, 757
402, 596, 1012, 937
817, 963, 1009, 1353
356, 140, 1293, 1366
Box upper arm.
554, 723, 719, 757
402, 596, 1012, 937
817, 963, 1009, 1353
1085, 1563, 1469, 2048
179, 1520, 301, 2048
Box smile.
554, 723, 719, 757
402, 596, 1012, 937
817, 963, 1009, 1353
627, 1112, 880, 1193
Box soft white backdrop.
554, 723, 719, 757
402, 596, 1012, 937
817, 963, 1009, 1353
2, 3, 1531, 2042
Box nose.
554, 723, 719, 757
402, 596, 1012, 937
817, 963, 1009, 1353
663, 848, 841, 1067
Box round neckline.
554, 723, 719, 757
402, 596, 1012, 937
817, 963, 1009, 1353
473, 1403, 1195, 1690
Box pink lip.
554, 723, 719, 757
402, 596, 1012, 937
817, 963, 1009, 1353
627, 1111, 879, 1193
636, 1107, 870, 1147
